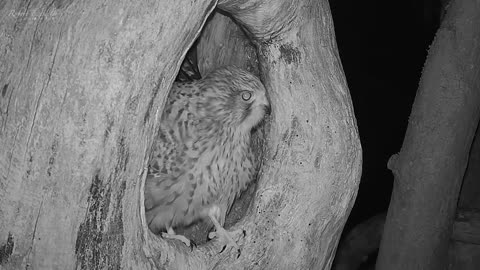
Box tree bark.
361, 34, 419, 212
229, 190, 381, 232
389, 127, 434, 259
449, 209, 480, 270
0, 0, 217, 269
376, 0, 480, 269
458, 124, 480, 209
0, 0, 361, 269
196, 0, 361, 268
449, 113, 480, 270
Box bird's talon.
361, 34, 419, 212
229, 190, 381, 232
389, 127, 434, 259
190, 240, 197, 251
161, 231, 192, 247
209, 228, 242, 254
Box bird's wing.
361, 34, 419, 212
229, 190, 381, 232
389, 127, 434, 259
146, 81, 217, 205
144, 170, 188, 210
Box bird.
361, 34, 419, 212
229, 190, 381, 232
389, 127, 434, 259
144, 66, 270, 253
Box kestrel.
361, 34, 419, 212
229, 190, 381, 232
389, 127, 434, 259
145, 66, 269, 253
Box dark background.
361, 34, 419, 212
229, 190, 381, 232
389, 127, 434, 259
329, 0, 442, 230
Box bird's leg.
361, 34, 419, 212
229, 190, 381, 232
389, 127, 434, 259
161, 227, 192, 247
207, 206, 243, 254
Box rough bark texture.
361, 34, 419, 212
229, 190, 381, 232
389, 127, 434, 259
0, 0, 361, 269
376, 0, 480, 269
196, 0, 362, 269
197, 11, 259, 76
0, 0, 218, 269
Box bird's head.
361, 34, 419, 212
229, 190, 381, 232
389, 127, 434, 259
200, 66, 270, 132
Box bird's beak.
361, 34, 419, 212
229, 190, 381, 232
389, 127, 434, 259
257, 91, 271, 115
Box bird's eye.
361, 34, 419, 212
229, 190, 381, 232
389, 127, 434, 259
241, 91, 252, 101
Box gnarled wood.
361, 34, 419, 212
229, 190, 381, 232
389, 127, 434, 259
0, 0, 217, 269
0, 0, 360, 269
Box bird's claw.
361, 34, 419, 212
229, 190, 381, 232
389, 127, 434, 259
208, 228, 245, 257
190, 239, 197, 251
161, 232, 193, 249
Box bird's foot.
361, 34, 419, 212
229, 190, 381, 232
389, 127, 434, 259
208, 227, 245, 256
161, 232, 196, 250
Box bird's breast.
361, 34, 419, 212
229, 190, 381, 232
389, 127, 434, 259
196, 133, 255, 202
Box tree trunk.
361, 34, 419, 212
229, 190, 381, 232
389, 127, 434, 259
376, 0, 480, 269
0, 0, 217, 269
0, 0, 361, 269
450, 209, 480, 270
450, 119, 480, 269
458, 124, 480, 209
